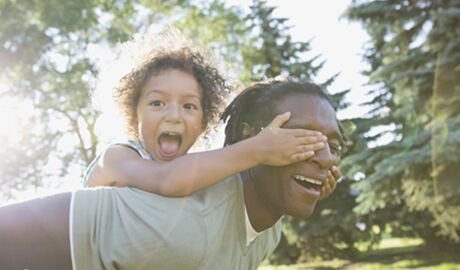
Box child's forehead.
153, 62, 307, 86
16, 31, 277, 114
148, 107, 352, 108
141, 69, 203, 98
144, 89, 201, 99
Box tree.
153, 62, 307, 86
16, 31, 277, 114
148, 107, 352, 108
225, 0, 367, 263
344, 0, 460, 244
0, 0, 196, 197
240, 0, 325, 84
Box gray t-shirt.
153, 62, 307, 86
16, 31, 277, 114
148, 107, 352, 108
72, 141, 282, 269
71, 176, 282, 269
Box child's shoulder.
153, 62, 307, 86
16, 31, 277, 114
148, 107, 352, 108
83, 140, 150, 187
108, 140, 153, 161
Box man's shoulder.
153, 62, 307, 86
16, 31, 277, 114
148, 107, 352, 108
192, 173, 244, 212
196, 173, 242, 196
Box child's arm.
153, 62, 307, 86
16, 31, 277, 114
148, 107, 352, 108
87, 112, 327, 196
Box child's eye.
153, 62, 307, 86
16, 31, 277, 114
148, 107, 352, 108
183, 103, 198, 110
149, 100, 165, 107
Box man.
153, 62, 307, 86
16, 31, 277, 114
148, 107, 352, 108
0, 78, 343, 270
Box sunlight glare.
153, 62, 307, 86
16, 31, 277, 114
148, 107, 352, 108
0, 96, 35, 145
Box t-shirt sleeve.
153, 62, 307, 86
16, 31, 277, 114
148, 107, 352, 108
82, 153, 101, 187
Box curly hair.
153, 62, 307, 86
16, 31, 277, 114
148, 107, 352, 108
111, 28, 231, 140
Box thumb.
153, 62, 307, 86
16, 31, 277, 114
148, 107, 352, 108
267, 112, 291, 128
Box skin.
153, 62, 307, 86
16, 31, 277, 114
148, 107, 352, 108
0, 88, 342, 270
243, 93, 342, 232
0, 193, 72, 270
137, 69, 205, 162
88, 69, 328, 196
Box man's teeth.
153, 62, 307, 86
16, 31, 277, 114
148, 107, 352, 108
293, 175, 322, 186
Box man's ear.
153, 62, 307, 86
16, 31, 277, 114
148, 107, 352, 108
241, 122, 256, 139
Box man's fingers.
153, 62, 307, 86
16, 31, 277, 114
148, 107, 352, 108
267, 112, 291, 128
328, 170, 337, 190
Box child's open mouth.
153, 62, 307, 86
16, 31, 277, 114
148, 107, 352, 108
158, 132, 182, 159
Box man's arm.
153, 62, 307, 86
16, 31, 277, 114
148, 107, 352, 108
0, 192, 72, 270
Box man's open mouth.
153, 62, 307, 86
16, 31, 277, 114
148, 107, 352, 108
293, 175, 323, 192
158, 132, 182, 158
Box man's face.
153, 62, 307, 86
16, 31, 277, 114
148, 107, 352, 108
251, 93, 342, 218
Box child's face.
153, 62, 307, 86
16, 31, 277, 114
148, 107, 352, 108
136, 69, 204, 162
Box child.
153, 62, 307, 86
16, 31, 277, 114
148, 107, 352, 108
85, 28, 328, 196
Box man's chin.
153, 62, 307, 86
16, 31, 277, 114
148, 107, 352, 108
288, 204, 317, 219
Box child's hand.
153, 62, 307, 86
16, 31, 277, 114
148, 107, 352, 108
254, 112, 327, 166
319, 165, 341, 200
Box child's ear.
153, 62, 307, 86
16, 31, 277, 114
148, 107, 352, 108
241, 122, 256, 139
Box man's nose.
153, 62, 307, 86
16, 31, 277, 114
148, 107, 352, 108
311, 144, 335, 170
165, 104, 182, 123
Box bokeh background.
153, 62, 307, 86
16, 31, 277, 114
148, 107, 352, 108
1, 0, 459, 269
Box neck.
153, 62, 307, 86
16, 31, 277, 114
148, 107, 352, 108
242, 169, 282, 232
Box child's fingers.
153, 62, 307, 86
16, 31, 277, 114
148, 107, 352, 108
320, 184, 332, 200
290, 151, 315, 162
289, 129, 323, 137
320, 170, 336, 200
297, 136, 327, 146
267, 112, 291, 128
296, 142, 326, 152
328, 169, 337, 191
330, 165, 342, 183
289, 142, 326, 162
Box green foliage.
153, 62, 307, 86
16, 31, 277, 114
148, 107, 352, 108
344, 0, 460, 244
230, 0, 359, 263
273, 181, 371, 263
0, 0, 189, 196
6, 0, 459, 264
240, 0, 324, 84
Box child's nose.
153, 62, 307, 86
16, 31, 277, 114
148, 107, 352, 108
165, 104, 182, 123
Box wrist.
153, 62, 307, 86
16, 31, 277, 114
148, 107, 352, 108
244, 136, 266, 164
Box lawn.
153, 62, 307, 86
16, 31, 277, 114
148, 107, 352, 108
258, 238, 460, 270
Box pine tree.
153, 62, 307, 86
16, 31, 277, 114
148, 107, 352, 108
238, 0, 366, 262
241, 0, 324, 83
344, 0, 460, 244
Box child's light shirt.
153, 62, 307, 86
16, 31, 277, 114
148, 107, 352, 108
82, 140, 151, 187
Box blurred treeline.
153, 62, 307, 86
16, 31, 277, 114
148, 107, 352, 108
1, 0, 459, 263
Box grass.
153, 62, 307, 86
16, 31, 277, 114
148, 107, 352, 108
258, 238, 460, 270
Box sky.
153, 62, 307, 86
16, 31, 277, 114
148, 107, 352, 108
202, 0, 372, 149
1, 0, 373, 202
229, 0, 372, 118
